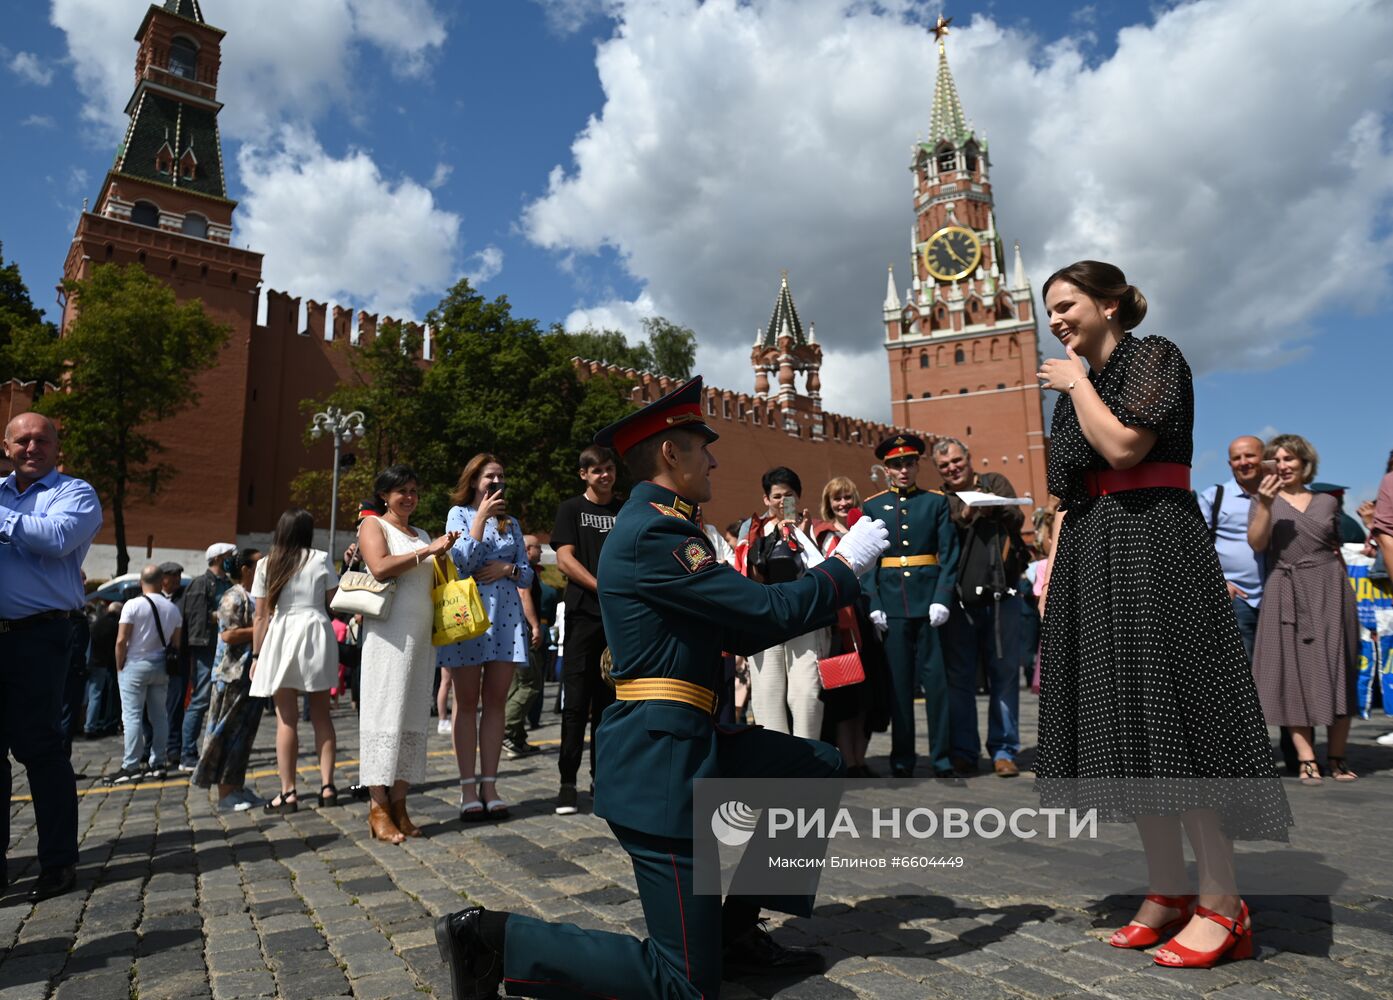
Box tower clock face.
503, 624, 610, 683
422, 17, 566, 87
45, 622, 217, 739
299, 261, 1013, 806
922, 226, 983, 281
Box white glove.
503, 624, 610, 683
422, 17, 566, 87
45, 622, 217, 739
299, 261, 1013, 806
833, 517, 889, 576
929, 603, 950, 628
869, 609, 888, 638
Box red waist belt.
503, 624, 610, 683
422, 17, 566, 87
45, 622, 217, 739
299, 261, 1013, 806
1084, 462, 1190, 498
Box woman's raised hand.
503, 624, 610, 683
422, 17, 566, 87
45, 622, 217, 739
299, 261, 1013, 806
1255, 473, 1281, 505
478, 490, 508, 520
425, 530, 461, 557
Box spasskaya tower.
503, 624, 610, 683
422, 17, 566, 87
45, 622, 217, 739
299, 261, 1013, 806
880, 15, 1047, 502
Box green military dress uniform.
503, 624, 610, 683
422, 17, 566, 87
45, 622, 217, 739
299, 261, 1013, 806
499, 384, 861, 1000
861, 473, 960, 775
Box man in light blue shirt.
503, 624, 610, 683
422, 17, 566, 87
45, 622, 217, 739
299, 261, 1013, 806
0, 412, 102, 902
1197, 436, 1265, 659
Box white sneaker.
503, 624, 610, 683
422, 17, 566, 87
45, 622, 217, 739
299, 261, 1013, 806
437, 719, 453, 735
1376, 731, 1393, 747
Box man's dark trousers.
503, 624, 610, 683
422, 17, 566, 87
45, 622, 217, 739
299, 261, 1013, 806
504, 726, 842, 998
558, 615, 613, 786
59, 615, 90, 755
883, 616, 951, 774
180, 644, 218, 762
0, 619, 80, 872
943, 596, 1023, 764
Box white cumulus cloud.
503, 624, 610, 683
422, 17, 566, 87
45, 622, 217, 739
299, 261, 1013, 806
464, 246, 504, 286
235, 129, 461, 318
522, 0, 1393, 423
9, 51, 54, 86
51, 0, 449, 142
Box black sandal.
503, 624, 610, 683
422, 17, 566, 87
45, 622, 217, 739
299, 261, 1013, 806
1297, 760, 1322, 787
264, 789, 298, 814
318, 783, 340, 807
1328, 757, 1358, 782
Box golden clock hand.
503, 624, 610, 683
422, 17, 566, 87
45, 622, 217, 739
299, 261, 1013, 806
946, 244, 970, 267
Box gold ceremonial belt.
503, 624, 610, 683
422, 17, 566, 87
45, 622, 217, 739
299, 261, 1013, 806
880, 554, 940, 568
614, 677, 717, 715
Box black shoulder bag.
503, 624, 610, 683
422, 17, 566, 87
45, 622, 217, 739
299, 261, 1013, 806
143, 595, 182, 676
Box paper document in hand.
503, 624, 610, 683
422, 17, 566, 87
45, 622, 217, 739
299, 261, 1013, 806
953, 491, 1034, 508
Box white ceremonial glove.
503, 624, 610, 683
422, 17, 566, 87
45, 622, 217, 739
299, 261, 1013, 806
929, 603, 950, 628
834, 517, 890, 576
869, 609, 888, 638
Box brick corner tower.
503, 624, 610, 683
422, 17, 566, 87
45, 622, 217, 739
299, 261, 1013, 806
881, 15, 1048, 501
61, 0, 264, 554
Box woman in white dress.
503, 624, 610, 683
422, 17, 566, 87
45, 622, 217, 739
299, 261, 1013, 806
356, 466, 460, 843
249, 509, 340, 814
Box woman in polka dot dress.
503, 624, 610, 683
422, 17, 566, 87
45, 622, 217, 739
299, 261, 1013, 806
1034, 261, 1291, 969
437, 453, 534, 821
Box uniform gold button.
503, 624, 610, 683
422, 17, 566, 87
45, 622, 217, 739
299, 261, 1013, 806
902, 540, 909, 546
901, 524, 908, 530
903, 571, 911, 577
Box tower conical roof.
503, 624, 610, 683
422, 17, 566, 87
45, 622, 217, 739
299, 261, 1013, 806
761, 271, 806, 347
928, 33, 972, 147
163, 0, 206, 22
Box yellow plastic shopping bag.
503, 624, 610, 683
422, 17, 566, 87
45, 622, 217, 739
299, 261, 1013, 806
431, 557, 491, 646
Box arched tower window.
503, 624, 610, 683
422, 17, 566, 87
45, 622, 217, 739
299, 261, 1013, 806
181, 213, 208, 238
918, 352, 928, 369
954, 346, 965, 364
169, 37, 198, 80
131, 201, 160, 228
937, 150, 956, 173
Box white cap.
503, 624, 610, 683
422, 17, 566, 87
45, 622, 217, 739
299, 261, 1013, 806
206, 542, 237, 563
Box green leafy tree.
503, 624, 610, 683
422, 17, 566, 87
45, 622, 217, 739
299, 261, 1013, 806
33, 264, 228, 574
0, 242, 60, 385
642, 316, 697, 380
418, 279, 634, 531
564, 327, 653, 372
291, 320, 430, 531
564, 316, 697, 380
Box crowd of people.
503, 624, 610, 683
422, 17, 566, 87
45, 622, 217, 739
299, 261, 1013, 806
2, 258, 1391, 994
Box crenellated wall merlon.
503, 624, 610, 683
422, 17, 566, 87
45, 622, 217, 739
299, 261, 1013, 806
569, 357, 923, 450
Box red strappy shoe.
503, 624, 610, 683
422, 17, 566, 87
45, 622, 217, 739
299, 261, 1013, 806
1109, 894, 1196, 948
1154, 900, 1253, 968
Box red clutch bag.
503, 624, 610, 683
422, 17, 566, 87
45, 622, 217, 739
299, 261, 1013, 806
818, 650, 865, 689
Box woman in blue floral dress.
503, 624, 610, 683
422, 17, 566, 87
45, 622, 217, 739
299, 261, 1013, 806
437, 453, 534, 820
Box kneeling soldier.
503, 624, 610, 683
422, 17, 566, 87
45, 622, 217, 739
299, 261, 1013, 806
435, 377, 890, 999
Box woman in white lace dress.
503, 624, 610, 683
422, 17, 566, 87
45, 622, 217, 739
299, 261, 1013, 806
356, 466, 460, 843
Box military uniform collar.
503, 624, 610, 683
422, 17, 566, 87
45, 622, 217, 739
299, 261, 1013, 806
634, 480, 697, 520
889, 483, 921, 497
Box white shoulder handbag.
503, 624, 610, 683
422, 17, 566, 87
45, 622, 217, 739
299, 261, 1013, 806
329, 520, 398, 619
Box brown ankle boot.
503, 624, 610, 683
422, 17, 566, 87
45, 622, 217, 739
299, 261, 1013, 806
369, 801, 405, 843
391, 798, 423, 838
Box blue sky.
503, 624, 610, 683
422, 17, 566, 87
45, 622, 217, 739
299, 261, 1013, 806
2, 0, 1391, 504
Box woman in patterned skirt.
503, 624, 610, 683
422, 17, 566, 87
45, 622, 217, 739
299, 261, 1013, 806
437, 453, 534, 821
1248, 433, 1361, 784
1035, 260, 1291, 969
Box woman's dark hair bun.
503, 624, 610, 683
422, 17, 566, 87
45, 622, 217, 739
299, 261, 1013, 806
1042, 260, 1147, 331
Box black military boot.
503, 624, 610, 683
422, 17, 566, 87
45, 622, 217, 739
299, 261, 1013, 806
434, 906, 504, 999
723, 921, 826, 976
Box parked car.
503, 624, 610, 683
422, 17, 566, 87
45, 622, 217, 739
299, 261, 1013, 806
88, 572, 191, 607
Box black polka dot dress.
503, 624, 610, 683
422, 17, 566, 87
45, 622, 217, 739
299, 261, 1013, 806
1035, 335, 1292, 841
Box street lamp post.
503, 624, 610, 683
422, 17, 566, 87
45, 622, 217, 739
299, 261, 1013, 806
309, 406, 366, 564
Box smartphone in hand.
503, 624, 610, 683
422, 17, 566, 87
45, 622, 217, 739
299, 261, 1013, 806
781, 495, 797, 521
1259, 459, 1278, 477
485, 482, 505, 498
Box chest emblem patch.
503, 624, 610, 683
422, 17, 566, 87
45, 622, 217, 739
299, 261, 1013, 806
673, 538, 716, 574
650, 502, 686, 519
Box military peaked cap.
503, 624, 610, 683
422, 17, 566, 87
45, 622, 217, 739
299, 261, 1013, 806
594, 376, 720, 457
875, 433, 926, 462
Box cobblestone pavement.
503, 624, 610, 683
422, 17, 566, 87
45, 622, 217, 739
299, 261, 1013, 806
3, 686, 1392, 1000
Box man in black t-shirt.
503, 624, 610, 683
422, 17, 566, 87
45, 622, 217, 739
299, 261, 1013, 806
550, 446, 623, 815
